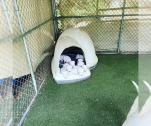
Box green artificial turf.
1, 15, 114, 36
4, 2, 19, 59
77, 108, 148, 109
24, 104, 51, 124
24, 54, 138, 126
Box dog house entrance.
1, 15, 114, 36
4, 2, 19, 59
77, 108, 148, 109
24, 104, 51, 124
60, 46, 86, 67
57, 46, 91, 84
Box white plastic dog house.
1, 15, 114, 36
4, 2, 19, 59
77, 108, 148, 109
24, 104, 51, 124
51, 28, 98, 84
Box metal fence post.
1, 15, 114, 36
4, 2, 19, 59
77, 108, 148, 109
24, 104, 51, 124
51, 0, 58, 41
117, 0, 126, 53
13, 0, 38, 94
1, 1, 13, 126
1, 0, 13, 34
96, 0, 99, 16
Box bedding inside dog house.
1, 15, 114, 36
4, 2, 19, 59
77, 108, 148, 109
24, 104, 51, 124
0, 0, 151, 126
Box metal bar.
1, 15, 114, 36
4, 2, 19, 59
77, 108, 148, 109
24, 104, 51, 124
49, 0, 55, 41
55, 17, 151, 25
18, 77, 47, 126
51, 0, 59, 41
98, 6, 151, 12
1, 0, 13, 33
96, 51, 138, 54
13, 0, 38, 94
56, 15, 123, 19
56, 14, 151, 19
6, 118, 13, 126
1, 2, 13, 125
50, 0, 56, 40
117, 0, 126, 53
1, 14, 151, 42
1, 18, 52, 42
14, 18, 52, 41
125, 14, 151, 16
18, 93, 37, 126
96, 51, 118, 54
96, 0, 99, 16
2, 12, 151, 41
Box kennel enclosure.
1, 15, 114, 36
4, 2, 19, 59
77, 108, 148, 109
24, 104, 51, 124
0, 0, 151, 125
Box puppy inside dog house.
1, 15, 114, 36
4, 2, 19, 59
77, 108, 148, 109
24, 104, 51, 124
51, 28, 98, 84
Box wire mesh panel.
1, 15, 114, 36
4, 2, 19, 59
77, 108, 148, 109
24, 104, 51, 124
0, 78, 13, 126
120, 17, 139, 52
0, 0, 54, 125
57, 0, 97, 16
58, 17, 121, 51
55, 0, 151, 53
13, 0, 54, 125
98, 0, 123, 16
25, 22, 54, 89
0, 0, 13, 125
56, 0, 124, 52
124, 0, 138, 15
138, 17, 151, 52
81, 18, 121, 51
120, 0, 151, 52
125, 0, 151, 15
12, 38, 35, 125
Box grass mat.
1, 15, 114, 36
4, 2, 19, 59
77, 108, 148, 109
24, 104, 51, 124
24, 54, 138, 126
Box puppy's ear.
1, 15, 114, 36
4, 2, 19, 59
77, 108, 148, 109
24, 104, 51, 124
132, 81, 139, 93
139, 81, 151, 116
143, 81, 151, 93
124, 81, 139, 118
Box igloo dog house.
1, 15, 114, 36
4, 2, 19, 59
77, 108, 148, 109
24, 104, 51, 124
51, 28, 98, 84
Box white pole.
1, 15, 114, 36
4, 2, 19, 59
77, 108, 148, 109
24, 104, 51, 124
18, 78, 46, 126
1, 0, 13, 33
13, 0, 38, 94
1, 1, 13, 126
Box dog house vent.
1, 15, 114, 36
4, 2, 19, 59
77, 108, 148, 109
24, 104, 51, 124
51, 28, 98, 84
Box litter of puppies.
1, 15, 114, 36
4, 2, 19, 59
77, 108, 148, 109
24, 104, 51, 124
59, 54, 90, 78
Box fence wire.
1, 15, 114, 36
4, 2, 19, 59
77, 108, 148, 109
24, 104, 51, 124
0, 0, 151, 125
0, 0, 54, 125
55, 0, 151, 53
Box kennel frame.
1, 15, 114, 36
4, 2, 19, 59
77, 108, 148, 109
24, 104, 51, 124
0, 0, 151, 126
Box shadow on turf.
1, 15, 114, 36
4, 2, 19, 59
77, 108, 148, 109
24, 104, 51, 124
83, 97, 125, 126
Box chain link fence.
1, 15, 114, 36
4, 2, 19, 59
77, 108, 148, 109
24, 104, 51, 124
0, 0, 54, 125
0, 0, 151, 125
55, 0, 151, 53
